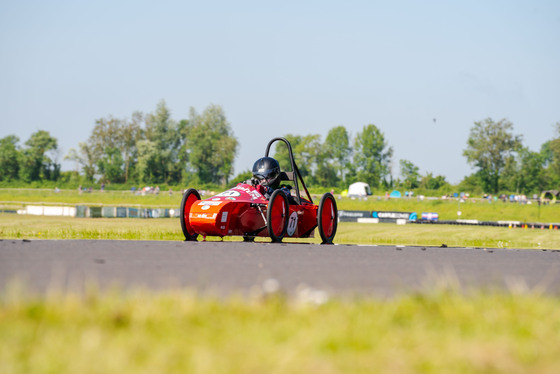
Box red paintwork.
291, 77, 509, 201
188, 183, 317, 238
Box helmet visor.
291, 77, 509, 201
253, 169, 279, 187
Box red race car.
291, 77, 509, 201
180, 137, 338, 244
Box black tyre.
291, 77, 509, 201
267, 189, 289, 242
180, 188, 201, 241
318, 192, 338, 244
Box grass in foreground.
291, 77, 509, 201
1, 285, 560, 374
1, 215, 559, 249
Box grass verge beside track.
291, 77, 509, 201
1, 284, 560, 373
335, 223, 560, 250
1, 215, 558, 249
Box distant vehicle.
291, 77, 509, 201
180, 137, 338, 244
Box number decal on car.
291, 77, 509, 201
215, 190, 241, 197
287, 211, 298, 236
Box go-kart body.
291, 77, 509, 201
187, 183, 317, 239
180, 137, 338, 243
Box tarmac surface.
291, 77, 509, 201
1, 239, 560, 297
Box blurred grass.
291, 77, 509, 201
1, 215, 558, 249
1, 284, 560, 374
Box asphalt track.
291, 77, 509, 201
1, 239, 560, 297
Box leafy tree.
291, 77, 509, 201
121, 111, 143, 182
86, 116, 124, 181
228, 170, 252, 188
500, 154, 518, 192
314, 157, 339, 187
273, 134, 322, 183
324, 126, 351, 182
273, 134, 302, 172
501, 147, 547, 195
64, 142, 97, 182
87, 112, 142, 183
64, 148, 80, 173
516, 148, 546, 194
541, 122, 560, 188
0, 135, 21, 181
79, 142, 96, 182
294, 134, 322, 180
19, 130, 59, 182
343, 163, 358, 186
97, 147, 125, 183
177, 118, 190, 165
353, 124, 393, 188
145, 101, 182, 183
89, 117, 125, 159
184, 105, 238, 185
463, 118, 522, 193
136, 140, 158, 183
419, 172, 449, 190
458, 173, 484, 195
399, 159, 420, 189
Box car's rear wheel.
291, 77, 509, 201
180, 188, 201, 241
267, 189, 289, 242
318, 192, 338, 244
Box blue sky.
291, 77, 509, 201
1, 0, 559, 184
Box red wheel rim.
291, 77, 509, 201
321, 197, 335, 238
270, 194, 287, 237
183, 193, 199, 236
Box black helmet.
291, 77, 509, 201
252, 157, 281, 189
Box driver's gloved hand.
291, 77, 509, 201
280, 186, 291, 196
256, 184, 266, 195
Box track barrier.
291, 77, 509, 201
16, 205, 181, 218
339, 210, 560, 230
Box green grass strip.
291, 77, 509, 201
1, 215, 559, 249
1, 284, 560, 374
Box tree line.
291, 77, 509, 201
462, 118, 560, 195
1, 100, 559, 195
0, 101, 238, 187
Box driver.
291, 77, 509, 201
251, 156, 293, 201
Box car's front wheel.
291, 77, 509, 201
318, 192, 338, 244
267, 189, 289, 242
180, 188, 201, 241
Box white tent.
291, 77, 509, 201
347, 182, 372, 197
